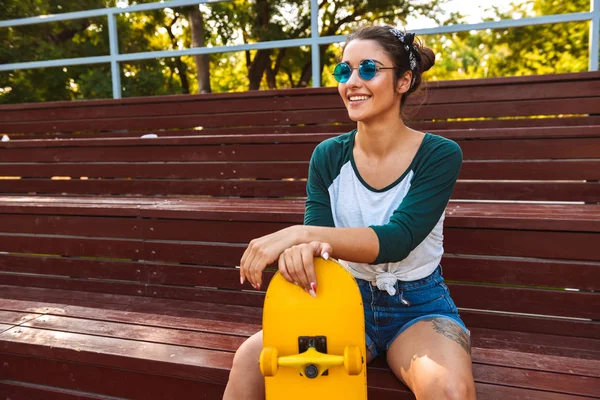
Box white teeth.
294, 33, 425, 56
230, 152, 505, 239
349, 96, 370, 101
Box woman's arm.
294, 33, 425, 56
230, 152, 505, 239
240, 225, 379, 290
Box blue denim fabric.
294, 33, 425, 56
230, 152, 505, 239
357, 265, 469, 359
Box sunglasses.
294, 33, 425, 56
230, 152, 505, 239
332, 59, 395, 83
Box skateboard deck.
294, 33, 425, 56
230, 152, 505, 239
260, 257, 367, 400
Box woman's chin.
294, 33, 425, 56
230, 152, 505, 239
348, 111, 372, 123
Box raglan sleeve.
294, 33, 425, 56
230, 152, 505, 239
369, 139, 463, 264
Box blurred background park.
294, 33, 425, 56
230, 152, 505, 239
1, 0, 598, 104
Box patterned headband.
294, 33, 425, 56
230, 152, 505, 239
388, 28, 419, 72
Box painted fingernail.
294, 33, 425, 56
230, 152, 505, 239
322, 252, 329, 260
310, 282, 317, 293
309, 289, 316, 298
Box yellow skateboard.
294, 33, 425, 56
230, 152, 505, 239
260, 257, 367, 400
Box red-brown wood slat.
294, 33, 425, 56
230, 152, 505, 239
1, 179, 598, 202
0, 179, 309, 198
0, 162, 311, 179
2, 73, 599, 125
3, 159, 600, 181
444, 227, 600, 261
0, 250, 596, 296
0, 143, 316, 162
0, 197, 598, 231
0, 353, 227, 400
0, 327, 235, 383
0, 289, 263, 328
2, 94, 599, 134
1, 271, 596, 320
0, 380, 118, 400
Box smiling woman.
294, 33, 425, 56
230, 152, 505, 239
225, 25, 476, 400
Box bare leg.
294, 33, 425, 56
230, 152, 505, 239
387, 318, 476, 400
223, 331, 265, 400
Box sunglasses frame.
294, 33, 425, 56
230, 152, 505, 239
332, 59, 396, 83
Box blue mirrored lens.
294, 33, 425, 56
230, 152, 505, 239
359, 59, 377, 80
333, 62, 351, 83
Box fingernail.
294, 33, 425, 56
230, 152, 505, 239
309, 289, 316, 298
240, 276, 244, 285
310, 282, 317, 293
322, 252, 329, 260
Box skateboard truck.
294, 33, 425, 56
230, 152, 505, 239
260, 336, 363, 379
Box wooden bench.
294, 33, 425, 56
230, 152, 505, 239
0, 71, 599, 399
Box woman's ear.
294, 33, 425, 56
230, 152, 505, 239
396, 71, 412, 94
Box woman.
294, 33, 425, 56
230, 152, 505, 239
224, 25, 476, 400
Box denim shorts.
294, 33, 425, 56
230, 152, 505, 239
358, 265, 470, 359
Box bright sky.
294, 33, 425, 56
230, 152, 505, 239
405, 0, 519, 29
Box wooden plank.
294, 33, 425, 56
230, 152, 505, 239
0, 254, 146, 282
0, 326, 235, 383
0, 287, 263, 327
472, 363, 600, 398
0, 233, 142, 260
458, 137, 600, 160
1, 137, 598, 162
3, 159, 599, 181
1, 271, 597, 319
0, 179, 309, 198
4, 77, 599, 126
460, 310, 600, 340
473, 346, 600, 377
470, 328, 600, 359
449, 284, 599, 319
410, 97, 600, 120
445, 228, 600, 261
0, 162, 311, 180
474, 383, 600, 400
0, 196, 598, 232
0, 310, 42, 326
22, 315, 246, 352
0, 275, 266, 307
438, 126, 600, 140
442, 255, 600, 291
0, 323, 14, 332
460, 160, 600, 180
1, 179, 598, 202
0, 143, 316, 162
452, 181, 600, 202
0, 380, 119, 400
0, 214, 141, 238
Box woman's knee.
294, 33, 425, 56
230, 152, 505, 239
415, 374, 476, 400
231, 331, 263, 372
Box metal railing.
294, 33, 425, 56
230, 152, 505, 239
1, 0, 599, 99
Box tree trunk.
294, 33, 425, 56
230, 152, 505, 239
166, 16, 190, 94
248, 49, 272, 90
187, 6, 211, 94
247, 0, 271, 90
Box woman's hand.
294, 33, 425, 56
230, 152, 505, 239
278, 241, 333, 297
240, 226, 303, 290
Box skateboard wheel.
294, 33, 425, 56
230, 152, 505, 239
304, 364, 319, 379
260, 347, 279, 377
343, 346, 363, 375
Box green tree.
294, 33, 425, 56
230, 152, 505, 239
424, 0, 591, 81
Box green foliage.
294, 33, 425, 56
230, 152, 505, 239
0, 0, 595, 103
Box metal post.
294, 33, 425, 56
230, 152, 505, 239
310, 0, 321, 87
107, 12, 122, 99
591, 0, 600, 71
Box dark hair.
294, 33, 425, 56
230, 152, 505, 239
342, 25, 435, 118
